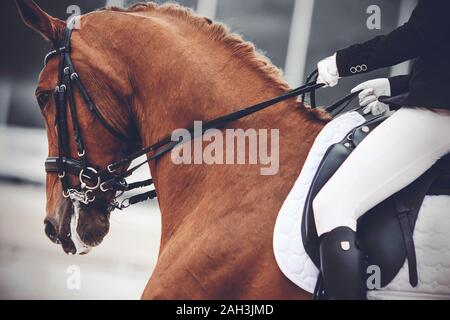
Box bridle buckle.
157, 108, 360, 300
119, 198, 131, 210
100, 182, 113, 193
107, 164, 116, 173
56, 84, 67, 93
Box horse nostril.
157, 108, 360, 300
44, 219, 60, 244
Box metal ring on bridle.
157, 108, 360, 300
107, 164, 116, 173
79, 167, 101, 190
58, 171, 66, 178
63, 190, 70, 198
78, 149, 86, 157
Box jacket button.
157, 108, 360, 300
361, 64, 368, 71
350, 67, 357, 74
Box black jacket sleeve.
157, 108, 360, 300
388, 75, 411, 96
336, 0, 450, 77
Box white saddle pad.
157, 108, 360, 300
273, 112, 450, 299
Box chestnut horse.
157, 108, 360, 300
17, 0, 330, 299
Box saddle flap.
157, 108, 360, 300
358, 166, 439, 287
302, 116, 387, 268
302, 143, 353, 267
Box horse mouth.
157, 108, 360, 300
45, 199, 110, 255
69, 201, 110, 254
44, 220, 80, 255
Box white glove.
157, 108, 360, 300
351, 78, 391, 115
317, 53, 339, 87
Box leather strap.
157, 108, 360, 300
98, 80, 325, 187
394, 195, 418, 287
302, 69, 319, 108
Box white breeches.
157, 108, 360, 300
313, 107, 450, 237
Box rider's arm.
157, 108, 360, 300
336, 1, 450, 77
388, 75, 411, 96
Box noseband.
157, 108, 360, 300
44, 18, 357, 212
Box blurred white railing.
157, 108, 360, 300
197, 0, 218, 19
0, 125, 47, 183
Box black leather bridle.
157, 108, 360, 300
43, 18, 358, 212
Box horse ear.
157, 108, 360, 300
15, 0, 65, 43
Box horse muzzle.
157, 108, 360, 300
44, 197, 109, 255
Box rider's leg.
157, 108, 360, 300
314, 107, 450, 235
312, 107, 450, 299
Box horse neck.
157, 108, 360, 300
126, 15, 325, 247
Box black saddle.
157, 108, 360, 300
302, 113, 450, 293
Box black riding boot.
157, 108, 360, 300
319, 226, 367, 300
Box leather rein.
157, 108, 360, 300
44, 19, 359, 212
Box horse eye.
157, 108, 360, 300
37, 91, 52, 109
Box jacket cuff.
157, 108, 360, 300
336, 47, 370, 77
388, 75, 411, 96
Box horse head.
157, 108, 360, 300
16, 0, 139, 254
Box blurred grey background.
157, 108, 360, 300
0, 0, 416, 299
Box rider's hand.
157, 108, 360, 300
317, 53, 339, 87
351, 78, 391, 116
